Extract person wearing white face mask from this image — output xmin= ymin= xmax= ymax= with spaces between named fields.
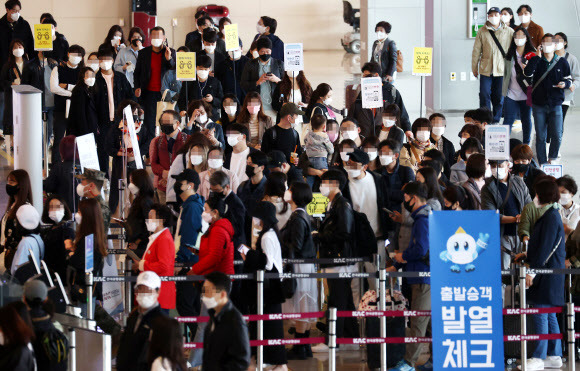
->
xmin=67 ymin=67 xmax=99 ymax=143
xmin=102 ymin=25 xmax=126 ymax=59
xmin=217 ymin=94 xmax=239 ymax=129
xmin=399 ymin=118 xmax=436 ymax=172
xmin=198 ymin=147 xmax=240 ymax=199
xmin=198 ymin=29 xmax=225 ymax=72
xmin=554 ymin=32 xmax=580 ymax=134
xmin=450 ymin=137 xmax=483 ymax=186
xmin=516 ymin=4 xmax=544 ymax=48
xmin=41 ymin=195 xmax=74 ymax=280
xmin=461 ymin=153 xmax=487 ymax=210
xmin=338 ymin=118 xmax=362 ymax=146
xmin=0 ymin=39 xmax=27 ymax=141
xmin=472 ymin=7 xmax=514 ymax=126
xmin=305 ymin=83 xmax=337 ymax=124
xmin=500 ymin=7 xmax=515 ymax=29
xmin=236 ymin=92 xmax=273 ymax=149
xmin=252 ymin=16 xmax=285 ymax=62
xmin=114 ymin=27 xmax=145 ymax=88
xmin=304 ymin=114 xmax=334 ymax=188
xmin=215 ymin=44 xmax=249 ymax=105
xmin=123 ymin=168 xmax=155 ymax=257
xmin=224 ymin=124 xmax=256 ymax=183
xmin=371 ymin=21 xmax=397 ymax=83
xmin=556 ymin=175 xmax=580 ymax=236
xmin=481 ymin=159 xmax=532 ymax=269
xmin=183 ymin=99 xmax=225 ymax=149
xmin=524 ymin=33 xmax=572 ymax=165
xmin=116 ymin=271 xmax=167 ymax=371
xmin=377 ymin=104 xmax=404 ymax=143
xmin=428 ymin=113 xmax=456 ymax=177
xmin=361 ymin=138 xmax=379 ymax=172
xmin=0 ymin=0 xmax=34 ymax=71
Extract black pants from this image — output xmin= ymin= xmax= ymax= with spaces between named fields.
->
xmin=176 ymin=281 xmax=201 ymax=337
xmin=108 ymin=158 xmax=136 ymax=214
xmin=52 ymin=111 xmax=67 ymax=164
xmin=140 ymin=90 xmax=161 ymax=156
xmin=327 ymin=277 xmax=359 ymax=339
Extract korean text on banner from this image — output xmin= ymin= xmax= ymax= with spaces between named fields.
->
xmin=541 ymin=164 xmax=563 ymax=179
xmin=75 ymin=133 xmax=100 ymax=172
xmin=306 ymin=193 xmax=329 ymax=217
xmin=430 ymin=210 xmax=503 ymax=370
xmin=123 ymin=105 xmax=143 ymax=169
xmin=284 ymin=43 xmax=304 ymax=72
xmin=412 ymin=47 xmax=433 ymax=76
xmin=361 ymin=77 xmax=383 ymax=109
xmin=176 ymin=52 xmax=196 ymax=81
xmin=485 ymin=125 xmax=510 ymax=161
xmin=34 ymin=24 xmax=53 ymax=51
xmin=85 ymin=234 xmax=94 ymax=273
xmin=224 ymin=24 xmax=239 ymax=51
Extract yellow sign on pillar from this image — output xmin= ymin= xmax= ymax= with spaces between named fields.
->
xmin=412 ymin=47 xmax=433 ymax=76
xmin=34 ymin=24 xmax=53 ymax=51
xmin=306 ymin=193 xmax=330 ymax=217
xmin=224 ymin=24 xmax=239 ymax=51
xmin=176 ymin=52 xmax=196 ymax=81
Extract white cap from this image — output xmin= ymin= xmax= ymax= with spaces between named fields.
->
xmin=16 ymin=204 xmax=40 ymax=230
xmin=136 ymin=271 xmax=161 ymax=289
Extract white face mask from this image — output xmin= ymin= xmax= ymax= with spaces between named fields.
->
xmin=514 ymin=38 xmax=526 ymax=47
xmin=151 ymin=38 xmax=163 ymax=48
xmin=519 ymin=14 xmax=531 ymax=24
xmin=416 ymin=131 xmax=430 ymax=142
xmin=366 ymin=151 xmax=378 ymax=161
xmin=10 ymin=12 xmax=19 ymax=22
xmin=383 ymin=118 xmax=396 ymax=128
xmin=224 ymin=106 xmax=237 ymax=116
xmin=460 ymin=137 xmax=467 ymax=145
xmin=247 ymin=105 xmax=261 ymax=115
xmin=190 ymin=155 xmax=203 ymax=166
xmin=252 ymin=51 xmax=259 ymax=59
xmin=342 ymin=130 xmax=357 ymax=140
xmin=543 ymin=43 xmax=555 ymax=54
xmin=348 ymin=168 xmax=362 ymax=179
xmin=69 ymin=56 xmax=82 ymax=65
xmin=128 ymin=183 xmax=139 ymax=195
xmin=533 ymin=196 xmax=541 ymax=208
xmin=231 ymin=49 xmax=242 ymax=60
xmin=323 ymin=97 xmax=333 ymax=106
xmin=501 ymin=15 xmax=511 ymax=24
xmin=201 ymin=211 xmax=213 ymax=224
xmin=208 ymin=158 xmax=223 ymax=169
xmin=485 ymin=166 xmax=492 ymax=178
xmin=432 ymin=127 xmax=445 ymax=136
xmin=340 ymin=151 xmax=352 ymax=163
xmin=12 ymin=48 xmax=24 ymax=57
xmin=555 ymin=42 xmax=565 ymax=51
xmin=145 ymin=219 xmax=159 ymax=232
xmin=136 ymin=293 xmax=157 ymax=309
xmin=376 ymin=31 xmax=387 ymax=40
xmin=76 ymin=183 xmax=86 ymax=197
xmin=488 ymin=16 xmax=500 ymax=26
xmin=256 ymin=24 xmax=267 ymax=34
xmin=201 ymin=295 xmax=218 ymax=309
xmin=85 ymin=77 xmax=95 ymax=87
xmin=492 ymin=167 xmax=508 ymax=180
xmin=252 ymin=227 xmax=261 ymax=237
xmin=197 ymin=69 xmax=209 ymax=80
xmin=560 ymin=193 xmax=572 ymax=205
xmin=100 ymin=61 xmax=113 ymax=70
xmin=320 ymin=185 xmax=331 ymax=197
xmin=87 ymin=62 xmax=99 ymax=72
xmin=49 ymin=209 xmax=65 ymax=223
xmin=205 ymin=45 xmax=216 ymax=54
xmin=75 ymin=212 xmax=82 ymax=225
xmin=283 ymin=190 xmax=292 ymax=203
xmin=196 ymin=113 xmax=208 ymax=124
xmin=227 ymin=135 xmax=240 ymax=147
xmin=380 ymin=155 xmax=394 ymax=166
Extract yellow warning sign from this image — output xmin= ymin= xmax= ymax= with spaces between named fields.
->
xmin=176 ymin=52 xmax=196 ymax=81
xmin=306 ymin=193 xmax=330 ymax=217
xmin=412 ymin=47 xmax=433 ymax=76
xmin=34 ymin=24 xmax=53 ymax=51
xmin=224 ymin=24 xmax=239 ymax=51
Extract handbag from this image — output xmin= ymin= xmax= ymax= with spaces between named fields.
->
xmin=155 ymin=89 xmax=176 ymax=127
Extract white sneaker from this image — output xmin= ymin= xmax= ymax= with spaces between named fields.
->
xmin=518 ymin=358 xmax=545 ymax=370
xmin=544 ymin=356 xmax=563 ymax=369
xmin=311 ymin=343 xmax=329 ymax=353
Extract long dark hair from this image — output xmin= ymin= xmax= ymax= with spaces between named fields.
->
xmin=219 ymin=93 xmax=240 ymax=128
xmin=501 ymin=7 xmax=516 ymax=28
xmin=306 ymin=83 xmax=332 ymax=113
xmin=0 ymin=304 xmax=35 ymax=346
xmin=103 ymin=25 xmax=126 ymax=51
xmin=76 ymin=66 xmax=94 ymax=88
xmin=417 ymin=167 xmax=444 ymax=206
xmin=256 ymin=214 xmax=281 ymax=255
xmin=278 ymin=71 xmax=313 ymax=105
xmin=74 ymin=198 xmax=107 ymax=258
xmin=130 ymin=169 xmax=155 ymax=200
xmin=176 ymin=132 xmax=213 ymax=157
xmin=264 ymin=172 xmax=289 ymax=215
xmin=147 ymin=317 xmax=187 ymax=371
xmin=6 ymin=169 xmax=33 ymax=219
xmin=41 ymin=194 xmax=72 ymax=225
xmin=7 ymin=39 xmax=27 ymax=70
xmin=506 ymin=27 xmax=536 ymax=60
xmin=237 ymin=91 xmax=270 ymax=124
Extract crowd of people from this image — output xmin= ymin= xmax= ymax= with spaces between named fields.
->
xmin=0 ymin=1 xmax=579 ymax=370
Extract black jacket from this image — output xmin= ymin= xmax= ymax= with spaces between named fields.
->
xmin=430 ymin=135 xmax=456 ymax=178
xmin=187 ymin=37 xmax=226 ymax=56
xmin=93 ymin=70 xmax=134 ymax=126
xmin=224 ymin=191 xmax=247 ymax=249
xmin=216 ymin=55 xmax=249 ymax=105
xmin=125 ymin=196 xmax=154 ymax=257
xmin=520 ymin=166 xmax=545 ymax=199
xmin=379 ymin=160 xmax=415 ymax=213
xmin=30 ymin=307 xmax=67 ymax=371
xmin=116 ymin=306 xmax=167 ymax=371
xmin=252 ymin=33 xmax=285 ymax=61
xmin=133 ymin=46 xmax=176 ymax=91
xmin=198 ymin=50 xmax=226 ymax=71
xmin=281 ymin=209 xmax=315 ymax=259
xmin=375 ymin=125 xmax=404 ymax=144
xmin=67 ymin=85 xmax=99 ymax=137
xmin=0 ymin=14 xmax=34 ymax=68
xmin=316 ymin=193 xmax=354 ymax=266
xmin=240 ymin=57 xmax=284 ymax=98
xmin=0 ymin=344 xmax=35 ymax=371
xmin=44 ymin=32 xmax=69 ymax=64
xmin=525 ymin=55 xmax=572 ymax=107
xmin=371 ymin=38 xmax=397 ymax=78
xmin=43 ymin=161 xmax=77 ymax=219
xmin=184 ymin=30 xmax=202 ymax=49
xmin=177 ymin=76 xmax=223 ymax=121
xmin=1 ymin=59 xmax=27 ymax=133
xmin=21 ymin=56 xmax=58 ymax=99
xmin=202 ymin=300 xmax=251 ymax=371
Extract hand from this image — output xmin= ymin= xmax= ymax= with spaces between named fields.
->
xmin=165 ymin=46 xmax=172 ymax=60
xmin=162 ymin=170 xmax=169 ymax=180
xmin=135 ymin=88 xmax=141 ymax=98
xmin=267 ymin=74 xmax=281 ymax=83
xmin=257 ymin=73 xmax=268 ymax=86
xmin=525 ymin=274 xmax=533 ymax=288
xmin=131 ymin=257 xmax=140 ymax=265
xmin=405 ymin=131 xmax=414 ymax=140
xmin=59 ymin=83 xmax=68 ymax=89
xmin=557 ymin=82 xmax=566 ymax=89
xmin=515 ymin=214 xmax=521 ymax=223
xmin=180 ymin=110 xmax=187 ymax=117
xmin=123 ymin=62 xmax=131 ymax=71
xmin=394 ymin=252 xmax=406 ymax=264
xmin=385 ymin=75 xmax=393 ymax=82
xmin=472 ymin=70 xmax=478 ymax=78
xmin=127 ymin=243 xmax=137 ymax=250
xmin=386 ymin=266 xmax=397 ymax=272
xmin=566 ymin=259 xmax=571 ymax=269
xmin=159 ymin=178 xmax=167 ymax=187
xmin=570 ymin=85 xmax=576 ymax=92
xmin=240 ymin=252 xmax=246 ymax=261
xmin=204 ymin=94 xmax=213 ymax=102
xmin=513 ymin=252 xmax=527 ymax=263
xmin=523 ymin=235 xmax=530 ymax=243
xmin=390 ymin=210 xmax=403 ymax=224
xmin=281 ymin=162 xmax=291 ymax=174
xmin=209 ymin=71 xmax=215 ymax=77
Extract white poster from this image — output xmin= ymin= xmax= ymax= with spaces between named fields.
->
xmin=75 ymin=133 xmax=100 ymax=172
xmin=541 ymin=164 xmax=563 ymax=179
xmin=284 ymin=43 xmax=304 ymax=71
xmin=361 ymin=77 xmax=383 ymax=109
xmin=484 ymin=125 xmax=510 ymax=161
xmin=101 ymin=250 xmax=124 ymax=315
xmin=123 ymin=105 xmax=143 ymax=169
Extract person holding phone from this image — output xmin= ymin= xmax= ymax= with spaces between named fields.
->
xmin=183 ymin=99 xmax=225 ymax=148
xmin=114 ymin=27 xmax=144 ymax=88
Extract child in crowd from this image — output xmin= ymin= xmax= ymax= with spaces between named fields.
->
xmin=304 ymin=114 xmax=334 ymax=188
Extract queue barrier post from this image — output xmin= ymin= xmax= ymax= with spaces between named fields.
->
xmin=373 ymin=253 xmax=381 ymax=293
xmin=519 ymin=265 xmax=527 ymax=371
xmin=86 ymin=271 xmax=94 ymax=320
xmin=328 ymin=307 xmax=337 ymax=371
xmin=257 ymin=270 xmax=264 ymax=371
xmin=567 ymin=273 xmax=575 ymax=371
xmin=379 ymin=269 xmax=387 ymax=371
xmin=68 ymin=328 xmax=76 ymax=371
xmin=124 ymin=260 xmax=132 ymax=316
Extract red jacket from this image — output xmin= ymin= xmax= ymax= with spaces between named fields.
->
xmin=149 ymin=131 xmax=188 ymax=191
xmin=141 ymin=228 xmax=176 ymax=309
xmin=189 ymin=218 xmax=235 ymax=275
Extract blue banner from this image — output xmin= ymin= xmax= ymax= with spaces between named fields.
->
xmin=85 ymin=234 xmax=94 ymax=273
xmin=429 ymin=210 xmax=503 ymax=369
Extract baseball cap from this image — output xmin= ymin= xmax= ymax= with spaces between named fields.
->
xmin=75 ymin=168 xmax=106 ymax=182
xmin=136 ymin=271 xmax=161 ymax=290
xmin=487 ymin=7 xmax=500 ymax=14
xmin=347 ymin=148 xmax=370 ymax=165
xmin=279 ymin=103 xmax=305 ymax=118
xmin=267 ymin=150 xmax=287 ymax=168
xmin=23 ymin=279 xmax=48 ymax=302
xmin=171 ymin=169 xmax=200 ymax=186
xmin=16 ymin=204 xmax=40 ymax=230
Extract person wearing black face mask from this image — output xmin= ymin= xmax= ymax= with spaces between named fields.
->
xmin=241 ymin=37 xmax=283 ymax=122
xmin=511 ymin=143 xmax=544 ymax=198
xmin=443 ymin=185 xmax=466 ymax=211
xmin=237 ymin=151 xmax=268 ymax=241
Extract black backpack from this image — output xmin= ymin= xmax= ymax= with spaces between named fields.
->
xmin=40 ymin=327 xmax=69 ymax=364
xmin=352 ymin=210 xmax=378 ymax=257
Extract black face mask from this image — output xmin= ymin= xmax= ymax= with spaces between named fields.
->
xmin=6 ymin=184 xmax=18 ymax=197
xmin=444 ymin=205 xmax=454 ymax=211
xmin=512 ymin=163 xmax=529 ymax=174
xmin=160 ymin=124 xmax=174 ymax=135
xmin=173 ymin=182 xmax=184 ymax=197
xmin=259 ymin=54 xmax=271 ymax=62
xmin=131 ymin=39 xmax=142 ymax=47
xmin=403 ymin=198 xmax=415 ymax=213
xmin=245 ymin=164 xmax=256 ymax=179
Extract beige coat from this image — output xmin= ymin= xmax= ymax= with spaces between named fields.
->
xmin=472 ymin=21 xmax=514 ymax=77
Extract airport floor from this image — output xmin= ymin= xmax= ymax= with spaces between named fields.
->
xmin=1 ymin=50 xmax=579 ymax=370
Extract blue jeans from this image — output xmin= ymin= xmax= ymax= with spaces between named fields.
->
xmin=531 ymin=304 xmax=562 ymax=359
xmin=532 ymin=104 xmax=563 ymax=165
xmin=503 ymin=97 xmax=532 ymax=145
xmin=306 ymin=156 xmax=328 ymax=188
xmin=479 ymin=75 xmax=504 ymax=123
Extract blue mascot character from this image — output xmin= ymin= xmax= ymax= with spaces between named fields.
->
xmin=439 ymin=227 xmax=490 ymax=273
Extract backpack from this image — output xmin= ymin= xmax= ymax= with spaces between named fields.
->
xmin=352 ymin=210 xmax=377 ymax=257
xmin=40 ymin=327 xmax=69 ymax=364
